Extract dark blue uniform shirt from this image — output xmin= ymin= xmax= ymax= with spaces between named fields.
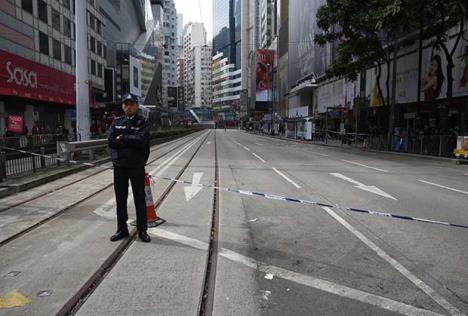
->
xmin=107 ymin=114 xmax=151 ymax=167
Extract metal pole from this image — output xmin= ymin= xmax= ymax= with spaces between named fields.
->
xmin=325 ymin=108 xmax=328 ymax=144
xmin=388 ymin=37 xmax=398 ymax=151
xmin=0 ymin=151 xmax=6 ymax=181
xmin=75 ymin=0 xmax=91 ymax=141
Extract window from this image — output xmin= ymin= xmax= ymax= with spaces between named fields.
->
xmin=52 ymin=8 xmax=61 ymax=31
xmin=39 ymin=32 xmax=49 ymax=55
xmin=38 ymin=0 xmax=48 ymax=24
xmin=21 ymin=0 xmax=33 ymax=14
xmin=91 ymin=60 xmax=96 ymax=75
xmin=97 ymin=42 xmax=102 ymax=56
xmin=96 ymin=20 xmax=102 ymax=35
xmin=64 ymin=45 xmax=72 ymax=64
xmin=62 ymin=0 xmax=70 ymax=11
xmin=98 ymin=63 xmax=103 ymax=78
xmin=53 ymin=39 xmax=61 ymax=60
xmin=89 ymin=14 xmax=95 ymax=30
xmin=90 ymin=36 xmax=95 ymax=52
xmin=63 ymin=17 xmax=71 ymax=37
xmin=103 ymin=45 xmax=106 ymax=58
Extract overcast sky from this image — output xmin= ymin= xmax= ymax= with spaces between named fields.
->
xmin=174 ymin=0 xmax=213 ymax=41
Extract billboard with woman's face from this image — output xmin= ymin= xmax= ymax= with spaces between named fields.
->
xmin=256 ymin=50 xmax=275 ymax=102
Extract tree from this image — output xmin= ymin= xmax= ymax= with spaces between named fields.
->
xmin=315 ymin=0 xmax=414 ymax=107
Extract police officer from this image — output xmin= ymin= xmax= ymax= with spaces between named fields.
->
xmin=108 ymin=93 xmax=151 ymax=242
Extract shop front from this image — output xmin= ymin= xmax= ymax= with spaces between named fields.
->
xmin=0 ymin=50 xmax=75 ymax=137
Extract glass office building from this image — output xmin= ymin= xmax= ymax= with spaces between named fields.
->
xmin=212 ymin=0 xmax=241 ymax=69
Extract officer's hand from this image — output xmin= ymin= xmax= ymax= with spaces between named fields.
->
xmin=116 ymin=135 xmax=123 ymax=141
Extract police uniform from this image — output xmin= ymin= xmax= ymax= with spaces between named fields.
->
xmin=108 ymin=111 xmax=151 ymax=239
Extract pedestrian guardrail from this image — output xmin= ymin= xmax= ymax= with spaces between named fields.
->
xmin=57 ymin=139 xmax=108 ymax=162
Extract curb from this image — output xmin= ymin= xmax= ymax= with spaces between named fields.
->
xmin=247 ymin=132 xmax=462 ymax=164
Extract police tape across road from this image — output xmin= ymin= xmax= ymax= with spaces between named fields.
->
xmin=1 ymin=144 xmax=468 ymax=231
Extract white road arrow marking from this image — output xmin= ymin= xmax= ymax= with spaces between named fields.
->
xmin=330 ymin=173 xmax=397 ymax=200
xmin=184 ymin=172 xmax=204 ymax=201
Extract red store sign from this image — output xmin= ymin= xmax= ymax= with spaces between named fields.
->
xmin=7 ymin=115 xmax=24 ymax=133
xmin=0 ymin=50 xmax=75 ymax=105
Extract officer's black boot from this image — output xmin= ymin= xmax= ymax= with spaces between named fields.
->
xmin=138 ymin=231 xmax=151 ymax=242
xmin=110 ymin=229 xmax=130 ymax=242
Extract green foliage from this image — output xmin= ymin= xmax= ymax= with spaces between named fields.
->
xmin=315 ymin=0 xmax=412 ymax=82
xmin=315 ymin=0 xmax=467 ymax=99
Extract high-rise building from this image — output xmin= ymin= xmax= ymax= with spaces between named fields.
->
xmin=177 ymin=14 xmax=184 ymax=45
xmin=259 ymin=0 xmax=275 ymax=48
xmin=213 ymin=0 xmax=241 ymax=69
xmin=212 ymin=52 xmax=242 ymax=116
xmin=212 ymin=0 xmax=242 ymax=120
xmin=183 ymin=22 xmax=211 ymax=108
xmin=162 ymin=0 xmax=179 ymax=109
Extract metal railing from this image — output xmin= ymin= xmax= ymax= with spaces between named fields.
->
xmin=308 ymin=131 xmax=457 ymax=157
xmin=56 ymin=139 xmax=108 ymax=162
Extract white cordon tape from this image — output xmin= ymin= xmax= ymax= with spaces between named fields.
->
xmin=149 ymin=175 xmax=468 ymax=230
xmin=1 ymin=145 xmax=467 ymax=230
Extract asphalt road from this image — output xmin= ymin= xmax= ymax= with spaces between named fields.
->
xmin=214 ymin=130 xmax=468 ymax=316
xmin=1 ymin=130 xmax=467 ymax=316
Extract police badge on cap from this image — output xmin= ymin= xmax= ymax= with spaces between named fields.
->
xmin=122 ymin=93 xmax=138 ymax=103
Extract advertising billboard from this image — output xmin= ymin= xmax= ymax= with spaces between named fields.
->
xmin=288 ymin=0 xmax=327 ymax=88
xmin=129 ymin=55 xmax=142 ymax=97
xmin=256 ymin=49 xmax=275 ymax=102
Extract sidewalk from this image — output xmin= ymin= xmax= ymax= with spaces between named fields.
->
xmin=247 ymin=131 xmax=465 ymax=164
xmin=0 ymin=157 xmax=110 ymax=199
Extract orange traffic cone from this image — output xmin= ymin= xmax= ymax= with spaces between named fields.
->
xmin=144 ymin=173 xmax=165 ymax=227
xmin=131 ymin=172 xmax=166 ymax=228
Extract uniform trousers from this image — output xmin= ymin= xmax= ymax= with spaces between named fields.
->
xmin=113 ymin=165 xmax=147 ymax=232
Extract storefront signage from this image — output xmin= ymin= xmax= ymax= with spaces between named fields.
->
xmin=0 ymin=50 xmax=75 ymax=105
xmin=7 ymin=115 xmax=24 ymax=133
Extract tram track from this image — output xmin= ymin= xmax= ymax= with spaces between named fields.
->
xmin=0 ymin=132 xmax=201 ymax=213
xmin=0 ymin=132 xmax=205 ymax=248
xmin=199 ymin=130 xmax=220 ymax=316
xmin=58 ymin=130 xmax=212 ymax=316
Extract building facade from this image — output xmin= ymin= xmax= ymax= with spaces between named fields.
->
xmin=0 ymin=0 xmax=106 ymax=135
xmin=0 ymin=0 xmax=164 ymax=136
xmin=212 ymin=52 xmax=242 ymax=120
xmin=182 ymin=22 xmax=209 ymax=108
xmin=161 ymin=0 xmax=178 ymax=109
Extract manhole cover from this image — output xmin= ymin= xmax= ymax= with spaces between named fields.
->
xmin=36 ymin=290 xmax=53 ymax=298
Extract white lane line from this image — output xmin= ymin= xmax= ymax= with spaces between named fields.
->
xmin=252 ymin=153 xmax=266 ymax=163
xmin=93 ymin=133 xmax=205 ymax=218
xmin=341 ymin=160 xmax=388 ymax=173
xmin=150 ymin=229 xmax=443 ymax=316
xmin=419 ymin=180 xmax=468 ymax=196
xmin=243 ymin=146 xmax=251 ymax=152
xmin=321 ymin=206 xmax=463 ymax=316
xmin=272 ymin=167 xmax=302 ymax=189
xmin=314 ymin=152 xmax=329 ymax=157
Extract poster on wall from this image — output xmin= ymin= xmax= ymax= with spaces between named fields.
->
xmin=256 ymin=50 xmax=275 ymax=102
xmin=7 ymin=115 xmax=24 ymax=133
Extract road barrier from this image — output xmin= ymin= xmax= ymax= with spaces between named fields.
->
xmin=1 ymin=145 xmax=467 ymax=230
